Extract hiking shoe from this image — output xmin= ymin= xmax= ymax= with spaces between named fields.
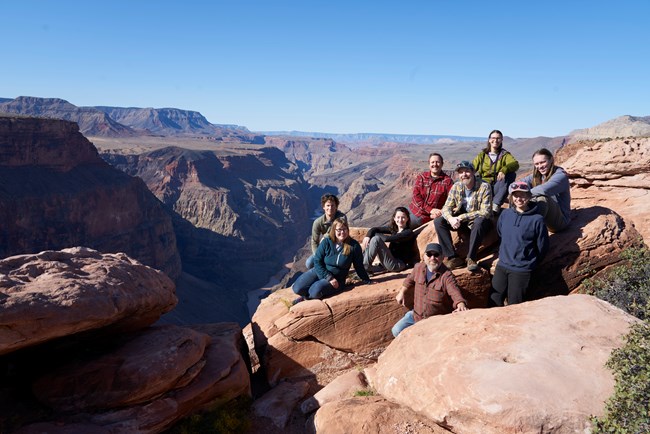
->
xmin=365 ymin=264 xmax=386 ymax=275
xmin=444 ymin=256 xmax=465 ymax=270
xmin=292 ymin=296 xmax=305 ymax=306
xmin=467 ymin=258 xmax=480 ymax=273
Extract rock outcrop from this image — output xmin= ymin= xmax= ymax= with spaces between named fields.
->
xmin=16 ymin=323 xmax=250 ymax=434
xmin=557 ymin=136 xmax=650 ymax=244
xmin=369 ymin=295 xmax=636 ymax=434
xmin=0 ymin=116 xmax=181 ymax=279
xmin=0 ymin=247 xmax=176 ymax=356
xmin=569 ymin=115 xmax=650 ymax=141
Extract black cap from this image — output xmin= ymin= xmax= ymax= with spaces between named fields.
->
xmin=456 ymin=160 xmax=474 ymax=172
xmin=424 ymin=243 xmax=442 ymax=254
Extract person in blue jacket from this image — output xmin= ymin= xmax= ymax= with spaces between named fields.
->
xmin=489 ymin=181 xmax=549 ymax=306
xmin=292 ymin=218 xmax=371 ymax=304
xmin=520 ymin=148 xmax=571 ymax=232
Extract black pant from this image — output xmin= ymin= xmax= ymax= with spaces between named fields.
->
xmin=434 ymin=215 xmax=492 ymax=261
xmin=489 ymin=265 xmax=532 ymax=306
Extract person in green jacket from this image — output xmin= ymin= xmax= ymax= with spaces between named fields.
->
xmin=472 ymin=130 xmax=519 ymax=214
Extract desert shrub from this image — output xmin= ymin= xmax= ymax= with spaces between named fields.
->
xmin=167 ymin=396 xmax=252 ymax=434
xmin=588 ymin=246 xmax=650 ymax=433
xmin=353 ymin=388 xmax=376 ymax=397
xmin=584 ymin=246 xmax=650 ymax=320
xmin=592 ymin=321 xmax=650 ymax=433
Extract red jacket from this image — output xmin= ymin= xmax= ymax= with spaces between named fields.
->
xmin=408 ymin=171 xmax=453 ymax=222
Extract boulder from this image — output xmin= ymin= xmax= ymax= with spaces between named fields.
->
xmin=17 ymin=323 xmax=251 ymax=434
xmin=300 ymin=369 xmax=368 ymax=414
xmin=252 ymin=381 xmax=310 ymax=428
xmin=252 ymin=267 xmax=490 ymax=386
xmin=0 ymin=248 xmax=177 ymax=356
xmin=557 ymin=137 xmax=650 ymax=244
xmin=372 ymin=295 xmax=637 ymax=434
xmin=312 ymin=396 xmax=447 ymax=434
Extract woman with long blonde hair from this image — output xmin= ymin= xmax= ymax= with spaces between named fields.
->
xmin=292 ymin=218 xmax=370 ymax=303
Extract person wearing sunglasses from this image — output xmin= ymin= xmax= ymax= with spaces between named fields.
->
xmin=434 ymin=160 xmax=493 ymax=272
xmin=520 ymin=148 xmax=571 ymax=232
xmin=292 ymin=218 xmax=370 ymax=304
xmin=489 ymin=182 xmax=549 ymax=306
xmin=471 ymin=129 xmax=519 ymax=215
xmin=391 ymin=243 xmax=468 ymax=337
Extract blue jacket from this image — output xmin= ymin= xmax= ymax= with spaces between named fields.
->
xmin=497 ymin=203 xmax=549 ymax=272
xmin=314 ymin=236 xmax=370 ymax=284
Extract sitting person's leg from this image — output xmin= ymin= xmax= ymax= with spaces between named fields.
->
xmin=492 ymin=171 xmax=516 ymax=209
xmin=305 ymin=255 xmax=315 ymax=269
xmin=467 ymin=216 xmax=492 ymax=262
xmin=308 ymin=278 xmax=337 ymax=300
xmin=364 ymin=235 xmax=405 ymax=272
xmin=292 ymin=269 xmax=319 ymax=297
xmin=391 ymin=311 xmax=415 ymax=337
xmin=433 ymin=216 xmax=456 ymax=258
xmin=408 ymin=209 xmax=424 ymax=229
xmin=532 ymin=195 xmax=568 ymax=232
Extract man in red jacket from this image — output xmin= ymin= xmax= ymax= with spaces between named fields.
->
xmin=408 ymin=153 xmax=453 ymax=228
xmin=392 ymin=243 xmax=468 ymax=337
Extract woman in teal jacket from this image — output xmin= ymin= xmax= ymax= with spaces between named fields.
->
xmin=292 ymin=218 xmax=370 ymax=303
xmin=472 ymin=129 xmax=519 ymax=214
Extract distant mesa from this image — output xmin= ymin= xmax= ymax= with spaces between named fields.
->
xmin=259 ymin=130 xmax=485 ymax=145
xmin=570 ymin=115 xmax=650 ymax=141
xmin=0 ymin=96 xmax=257 ymax=141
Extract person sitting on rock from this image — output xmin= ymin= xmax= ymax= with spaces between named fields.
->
xmin=391 ymin=243 xmax=468 ymax=337
xmin=489 ymin=182 xmax=549 ymax=307
xmin=361 ymin=206 xmax=418 ymax=274
xmin=434 ymin=160 xmax=493 ymax=273
xmin=520 ymin=148 xmax=571 ymax=232
xmin=472 ymin=129 xmax=519 ymax=215
xmin=292 ymin=218 xmax=370 ymax=304
xmin=306 ymin=193 xmax=347 ymax=269
xmin=407 ymin=152 xmax=453 ymax=229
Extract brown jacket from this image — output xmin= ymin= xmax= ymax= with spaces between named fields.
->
xmin=403 ymin=262 xmax=466 ymax=322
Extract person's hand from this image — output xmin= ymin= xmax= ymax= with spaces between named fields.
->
xmin=454 ymin=302 xmax=468 ymax=312
xmin=329 ymin=278 xmax=339 ymax=289
xmin=396 ymin=289 xmax=405 ymax=306
xmin=361 ymin=236 xmax=371 ymax=251
xmin=497 ymin=172 xmax=505 ymax=181
xmin=429 ymin=208 xmax=442 ymax=219
xmin=448 ymin=216 xmax=461 ymax=230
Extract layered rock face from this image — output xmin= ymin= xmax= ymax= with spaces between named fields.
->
xmin=102 ymin=146 xmax=312 ymax=316
xmin=0 ymin=248 xmax=250 ymax=434
xmin=0 ymin=116 xmax=181 ymax=279
xmin=557 ymin=136 xmax=650 ymax=244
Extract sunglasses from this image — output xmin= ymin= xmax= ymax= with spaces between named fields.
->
xmin=425 ymin=252 xmax=440 ymax=258
xmin=509 ymin=182 xmax=530 ymax=193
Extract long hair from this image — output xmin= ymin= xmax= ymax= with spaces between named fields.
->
xmin=531 ymin=148 xmax=557 ymax=187
xmin=328 ymin=217 xmax=352 ymax=255
xmin=388 ymin=207 xmax=411 ymax=233
xmin=482 ymin=129 xmax=503 ymax=154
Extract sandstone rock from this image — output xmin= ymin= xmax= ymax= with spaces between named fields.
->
xmin=373 ymin=295 xmax=637 ymax=434
xmin=531 ymin=206 xmax=643 ymax=297
xmin=252 ymin=381 xmax=310 ymax=428
xmin=312 ymin=396 xmax=447 ymax=434
xmin=300 ymin=369 xmax=368 ymax=414
xmin=32 ymin=325 xmax=211 ymax=411
xmin=0 ymin=248 xmax=177 ymax=356
xmin=17 ymin=323 xmax=251 ymax=434
xmin=0 ymin=116 xmax=181 ymax=279
xmin=557 ymin=137 xmax=650 ymax=244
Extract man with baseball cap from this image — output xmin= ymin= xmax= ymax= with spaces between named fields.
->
xmin=433 ymin=160 xmax=493 ymax=273
xmin=391 ymin=242 xmax=468 ymax=337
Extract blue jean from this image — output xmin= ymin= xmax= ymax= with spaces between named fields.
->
xmin=492 ymin=171 xmax=516 ymax=207
xmin=292 ymin=269 xmax=337 ymax=300
xmin=391 ymin=310 xmax=415 ymax=337
xmin=305 ymin=255 xmax=315 ymax=269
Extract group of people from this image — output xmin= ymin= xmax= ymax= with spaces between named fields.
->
xmin=292 ymin=130 xmax=572 ymax=338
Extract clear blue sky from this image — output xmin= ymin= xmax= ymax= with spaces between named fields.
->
xmin=2 ymin=1 xmax=649 ymax=138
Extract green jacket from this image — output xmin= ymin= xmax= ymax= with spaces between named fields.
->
xmin=472 ymin=149 xmax=519 ymax=184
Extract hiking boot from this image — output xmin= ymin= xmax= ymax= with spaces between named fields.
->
xmin=365 ymin=264 xmax=386 ymax=275
xmin=467 ymin=258 xmax=480 ymax=273
xmin=444 ymin=256 xmax=465 ymax=270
